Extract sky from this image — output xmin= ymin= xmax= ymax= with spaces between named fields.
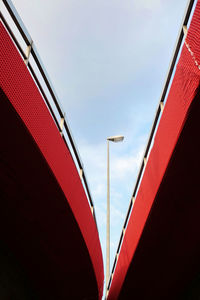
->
xmin=2 ymin=0 xmax=189 ymax=291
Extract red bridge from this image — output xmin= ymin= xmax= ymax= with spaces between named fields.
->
xmin=1 ymin=0 xmax=200 ymax=299
xmin=107 ymin=0 xmax=200 ymax=299
xmin=0 ymin=1 xmax=104 ymax=299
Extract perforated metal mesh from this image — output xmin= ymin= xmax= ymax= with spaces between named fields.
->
xmin=0 ymin=20 xmax=104 ymax=298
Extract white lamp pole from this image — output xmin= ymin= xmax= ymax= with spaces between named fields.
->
xmin=106 ymin=135 xmax=124 ymax=294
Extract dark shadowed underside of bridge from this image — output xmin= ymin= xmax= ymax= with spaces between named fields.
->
xmin=108 ymin=1 xmax=200 ymax=299
xmin=0 ymin=18 xmax=103 ymax=300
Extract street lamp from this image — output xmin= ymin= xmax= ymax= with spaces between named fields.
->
xmin=106 ymin=135 xmax=124 ymax=292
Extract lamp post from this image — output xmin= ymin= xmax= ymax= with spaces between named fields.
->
xmin=106 ymin=135 xmax=124 ymax=293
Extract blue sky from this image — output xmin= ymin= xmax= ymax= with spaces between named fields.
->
xmin=6 ymin=0 xmax=188 ymax=290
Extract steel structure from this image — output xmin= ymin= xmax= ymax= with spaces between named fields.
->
xmin=107 ymin=0 xmax=197 ymax=296
xmin=0 ymin=1 xmax=104 ymax=298
xmin=107 ymin=0 xmax=195 ymax=292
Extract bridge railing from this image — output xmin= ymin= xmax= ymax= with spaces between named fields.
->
xmin=106 ymin=0 xmax=197 ymax=294
xmin=0 ymin=0 xmax=97 ymax=227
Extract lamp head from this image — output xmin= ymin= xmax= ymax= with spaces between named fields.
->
xmin=107 ymin=135 xmax=124 ymax=142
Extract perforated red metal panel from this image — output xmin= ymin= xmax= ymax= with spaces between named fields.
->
xmin=108 ymin=1 xmax=200 ymax=299
xmin=0 ymin=20 xmax=104 ymax=299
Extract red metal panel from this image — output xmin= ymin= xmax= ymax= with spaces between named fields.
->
xmin=108 ymin=1 xmax=200 ymax=298
xmin=0 ymin=21 xmax=103 ymax=298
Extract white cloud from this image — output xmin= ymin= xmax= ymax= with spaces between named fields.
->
xmin=110 ymin=148 xmax=143 ymax=181
xmin=79 ymin=137 xmax=144 ymax=200
xmin=134 ymin=0 xmax=161 ymax=11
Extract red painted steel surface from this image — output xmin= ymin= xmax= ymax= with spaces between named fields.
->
xmin=0 ymin=21 xmax=104 ymax=299
xmin=108 ymin=1 xmax=200 ymax=299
